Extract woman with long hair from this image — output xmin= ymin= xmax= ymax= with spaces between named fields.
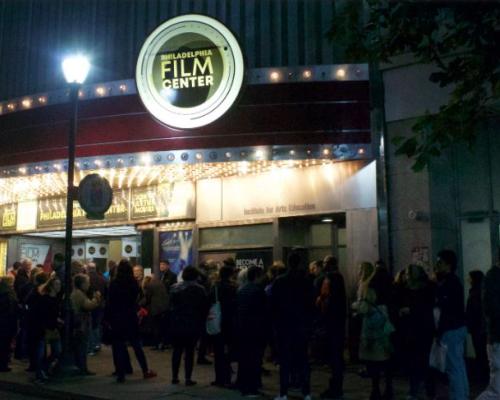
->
xmin=355 ymin=263 xmax=394 ymax=400
xmin=106 ymin=259 xmax=156 ymax=383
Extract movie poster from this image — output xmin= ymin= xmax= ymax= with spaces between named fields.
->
xmin=159 ymin=230 xmax=193 ymax=275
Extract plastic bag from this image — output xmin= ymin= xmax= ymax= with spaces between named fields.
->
xmin=429 ymin=339 xmax=447 ymax=372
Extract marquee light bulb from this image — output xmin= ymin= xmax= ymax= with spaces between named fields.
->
xmin=270 ymin=71 xmax=281 ymax=82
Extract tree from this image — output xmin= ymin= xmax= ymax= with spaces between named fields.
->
xmin=329 ymin=0 xmax=500 ymax=171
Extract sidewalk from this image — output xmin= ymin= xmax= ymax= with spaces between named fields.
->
xmin=0 ymin=346 xmax=481 ymax=400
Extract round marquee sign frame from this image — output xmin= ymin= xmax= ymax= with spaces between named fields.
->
xmin=136 ymin=14 xmax=245 ymax=129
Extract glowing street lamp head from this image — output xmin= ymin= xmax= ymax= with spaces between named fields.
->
xmin=62 ymin=55 xmax=91 ymax=84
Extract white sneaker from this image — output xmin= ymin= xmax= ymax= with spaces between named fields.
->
xmin=274 ymin=396 xmax=288 ymax=400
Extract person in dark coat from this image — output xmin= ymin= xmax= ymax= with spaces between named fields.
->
xmin=236 ymin=266 xmax=267 ymax=397
xmin=87 ymin=262 xmax=107 ymax=354
xmin=0 ymin=276 xmax=17 ymax=372
xmin=106 ymin=260 xmax=156 ymax=383
xmin=210 ymin=265 xmax=237 ymax=387
xmin=272 ymin=252 xmax=315 ymax=400
xmin=434 ymin=249 xmax=469 ymax=400
xmin=315 ymin=255 xmax=347 ymax=400
xmin=402 ymin=264 xmax=436 ymax=400
xmin=466 ymin=270 xmax=488 ymax=380
xmin=25 ymin=272 xmax=50 ymax=382
xmin=477 ymin=263 xmax=500 ymax=399
xmin=169 ymin=266 xmax=208 ymax=386
xmin=142 ymin=274 xmax=169 ymax=350
xmin=159 ymin=259 xmax=178 ymax=349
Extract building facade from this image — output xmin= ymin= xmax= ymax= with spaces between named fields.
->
xmin=0 ymin=0 xmax=380 ymax=292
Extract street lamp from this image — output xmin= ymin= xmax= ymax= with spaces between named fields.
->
xmin=61 ymin=54 xmax=90 ymax=371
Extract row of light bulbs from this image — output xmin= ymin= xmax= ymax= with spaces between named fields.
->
xmin=3 ymin=145 xmax=367 ymax=177
xmin=0 ymin=64 xmax=366 ymax=115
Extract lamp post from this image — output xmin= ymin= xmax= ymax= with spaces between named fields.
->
xmin=61 ymin=54 xmax=90 ymax=368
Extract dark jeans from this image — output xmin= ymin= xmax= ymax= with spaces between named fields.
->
xmin=277 ymin=332 xmax=310 ymax=397
xmin=112 ymin=336 xmax=149 ymax=379
xmin=14 ymin=320 xmax=28 ymax=360
xmin=237 ymin=335 xmax=264 ymax=395
xmin=408 ymin=336 xmax=433 ymax=397
xmin=73 ymin=332 xmax=89 ymax=372
xmin=73 ymin=331 xmax=89 ymax=372
xmin=366 ymin=360 xmax=393 ymax=397
xmin=197 ymin=330 xmax=210 ymax=361
xmin=0 ymin=334 xmax=13 ymax=369
xmin=327 ymin=330 xmax=345 ymax=397
xmin=172 ymin=335 xmax=198 ymax=381
xmin=472 ymin=331 xmax=489 ymax=378
xmin=213 ymin=334 xmax=232 ymax=384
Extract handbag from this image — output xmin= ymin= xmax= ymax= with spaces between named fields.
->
xmin=206 ymin=285 xmax=222 ymax=336
xmin=429 ymin=339 xmax=447 ymax=372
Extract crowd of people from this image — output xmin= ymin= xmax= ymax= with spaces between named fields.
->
xmin=0 ymin=249 xmax=499 ymax=400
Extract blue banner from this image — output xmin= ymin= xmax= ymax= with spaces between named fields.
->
xmin=159 ymin=230 xmax=193 ymax=275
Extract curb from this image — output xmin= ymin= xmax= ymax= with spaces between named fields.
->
xmin=0 ymin=379 xmax=109 ymax=400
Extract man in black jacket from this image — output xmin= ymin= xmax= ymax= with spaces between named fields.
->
xmin=477 ymin=262 xmax=500 ymax=399
xmin=272 ymin=252 xmax=314 ymax=400
xmin=318 ymin=256 xmax=347 ymax=400
xmin=434 ymin=249 xmax=469 ymax=400
xmin=159 ymin=260 xmax=177 ymax=349
xmin=236 ymin=266 xmax=267 ymax=397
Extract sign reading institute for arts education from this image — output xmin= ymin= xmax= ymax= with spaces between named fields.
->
xmin=136 ymin=14 xmax=244 ymax=129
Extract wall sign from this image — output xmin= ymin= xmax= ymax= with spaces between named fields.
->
xmin=131 ymin=182 xmax=195 ymax=221
xmin=0 ymin=203 xmax=17 ymax=231
xmin=38 ymin=198 xmax=86 ymax=228
xmin=136 ymin=14 xmax=245 ymax=129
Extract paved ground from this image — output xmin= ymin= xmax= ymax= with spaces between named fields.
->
xmin=0 ymin=391 xmax=46 ymax=400
xmin=0 ymin=346 xmax=484 ymax=400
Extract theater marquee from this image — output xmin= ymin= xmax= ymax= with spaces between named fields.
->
xmin=136 ymin=14 xmax=245 ymax=129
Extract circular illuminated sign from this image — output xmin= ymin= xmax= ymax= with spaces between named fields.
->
xmin=136 ymin=14 xmax=245 ymax=129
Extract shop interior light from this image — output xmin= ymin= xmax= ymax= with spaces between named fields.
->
xmin=322 ymin=218 xmax=333 ymax=223
xmin=335 ymin=68 xmax=346 ymax=79
xmin=358 ymin=148 xmax=365 ymax=155
xmin=119 ymin=84 xmax=127 ymax=93
xmin=289 ymin=150 xmax=296 ymax=156
xmin=78 ymin=90 xmax=84 ymax=98
xmin=38 ymin=96 xmax=47 ymax=104
xmin=18 ymin=167 xmax=27 ymax=174
xmin=7 ymin=103 xmax=15 ymax=111
xmin=323 ymin=148 xmax=331 ymax=156
xmin=195 ymin=153 xmax=203 ymax=161
xmin=62 ymin=54 xmax=91 ymax=84
xmin=303 ymin=70 xmax=312 ymax=79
